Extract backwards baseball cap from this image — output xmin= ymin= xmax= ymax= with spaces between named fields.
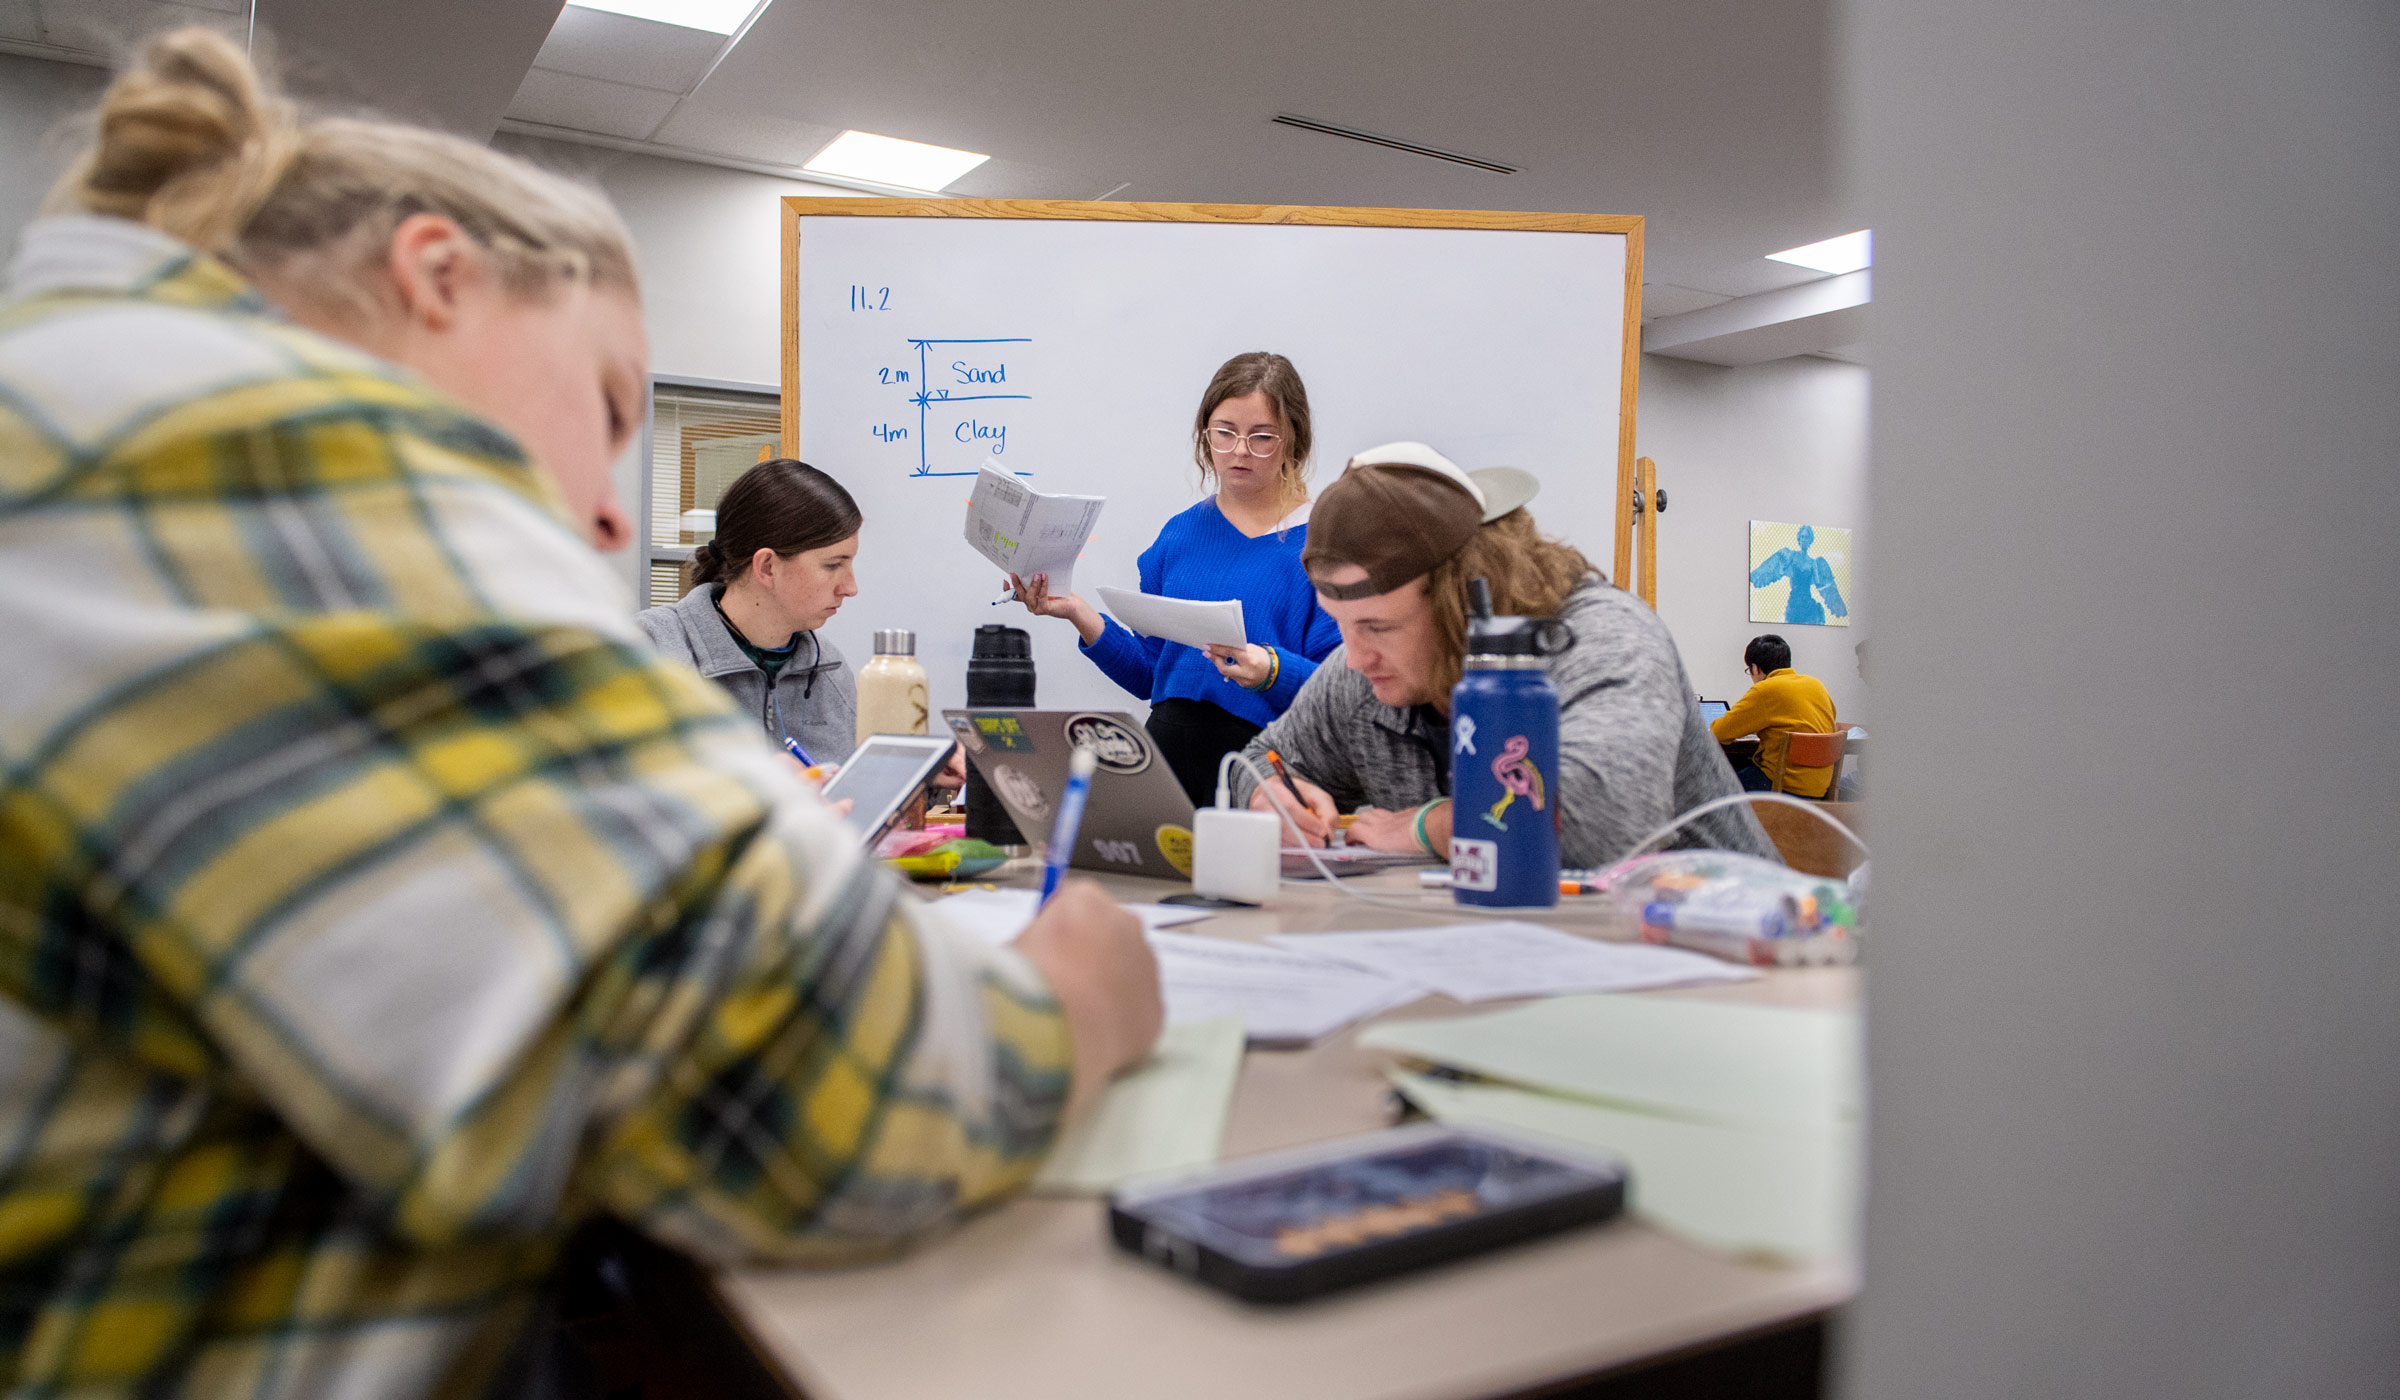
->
xmin=1301 ymin=442 xmax=1542 ymax=600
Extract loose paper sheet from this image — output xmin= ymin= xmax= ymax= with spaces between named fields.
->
xmin=1361 ymin=994 xmax=1861 ymax=1130
xmin=1094 ymin=587 xmax=1248 ymax=651
xmin=1266 ymin=922 xmax=1754 ymax=1004
xmin=965 ymin=466 xmax=1104 ymax=595
xmin=1389 ymin=1069 xmax=1858 ymax=1262
xmin=930 ymin=888 xmax=1210 ymax=947
xmin=1147 ymin=931 xmax=1424 ymax=1045
xmin=1033 ymin=1016 xmax=1246 ymax=1195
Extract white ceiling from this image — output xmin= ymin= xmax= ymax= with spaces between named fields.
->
xmin=507 ymin=0 xmax=1857 ymax=308
xmin=1 ymin=0 xmax=1858 ymax=314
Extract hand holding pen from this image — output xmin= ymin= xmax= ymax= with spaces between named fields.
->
xmin=1254 ymin=750 xmax=1338 ymax=846
xmin=1038 ymin=746 xmax=1099 ymax=908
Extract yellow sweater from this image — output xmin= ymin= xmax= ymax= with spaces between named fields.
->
xmin=1711 ymin=669 xmax=1840 ymax=797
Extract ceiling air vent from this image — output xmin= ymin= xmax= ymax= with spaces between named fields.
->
xmin=1270 ymin=114 xmax=1519 ymax=175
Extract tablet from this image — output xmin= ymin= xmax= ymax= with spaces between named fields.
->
xmin=820 ymin=734 xmax=957 ymax=844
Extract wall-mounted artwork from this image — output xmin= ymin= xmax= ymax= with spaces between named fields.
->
xmin=1749 ymin=521 xmax=1853 ymax=626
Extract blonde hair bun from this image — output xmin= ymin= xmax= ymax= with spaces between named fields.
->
xmin=46 ymin=26 xmax=636 ymax=314
xmin=61 ymin=27 xmax=295 ymax=252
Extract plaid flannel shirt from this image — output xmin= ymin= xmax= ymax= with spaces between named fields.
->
xmin=0 ymin=216 xmax=1073 ymax=1399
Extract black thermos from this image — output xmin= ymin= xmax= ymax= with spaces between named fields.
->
xmin=964 ymin=624 xmax=1034 ymax=844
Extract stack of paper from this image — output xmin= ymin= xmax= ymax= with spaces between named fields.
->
xmin=1147 ymin=931 xmax=1423 ymax=1046
xmin=1094 ymin=588 xmax=1248 ymax=650
xmin=928 ymin=888 xmax=1211 ymax=946
xmin=1033 ymin=1016 xmax=1246 ymax=1195
xmin=964 ymin=467 xmax=1104 ymax=594
xmin=1264 ymin=921 xmax=1756 ymax=1003
xmin=1363 ymin=995 xmax=1862 ymax=1262
xmin=932 ymin=892 xmax=1424 ymax=1046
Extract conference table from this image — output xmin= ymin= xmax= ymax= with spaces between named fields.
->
xmin=708 ymin=863 xmax=1858 ymax=1400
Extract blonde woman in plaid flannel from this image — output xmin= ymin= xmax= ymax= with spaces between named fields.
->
xmin=0 ymin=28 xmax=1161 ymax=1399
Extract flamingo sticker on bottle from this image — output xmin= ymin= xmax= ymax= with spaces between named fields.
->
xmin=1449 ymin=578 xmax=1575 ymax=908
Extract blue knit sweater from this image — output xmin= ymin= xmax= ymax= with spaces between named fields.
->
xmin=1080 ymin=498 xmax=1342 ymax=724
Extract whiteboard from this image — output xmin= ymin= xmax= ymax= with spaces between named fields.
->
xmin=789 ymin=204 xmax=1635 ymax=719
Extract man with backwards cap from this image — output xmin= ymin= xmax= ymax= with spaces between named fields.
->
xmin=1232 ymin=443 xmax=1775 ymax=868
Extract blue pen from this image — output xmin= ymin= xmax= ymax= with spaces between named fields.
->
xmin=1038 ymin=746 xmax=1099 ymax=908
xmin=784 ymin=736 xmax=816 ymax=767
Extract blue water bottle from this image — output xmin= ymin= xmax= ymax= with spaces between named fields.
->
xmin=1449 ymin=578 xmax=1574 ymax=908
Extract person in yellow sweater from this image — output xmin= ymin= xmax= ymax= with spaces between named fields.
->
xmin=1710 ymin=634 xmax=1840 ymax=796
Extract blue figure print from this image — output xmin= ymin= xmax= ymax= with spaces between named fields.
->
xmin=1751 ymin=525 xmax=1849 ymax=625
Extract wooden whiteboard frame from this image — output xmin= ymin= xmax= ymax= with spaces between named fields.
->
xmin=780 ymin=197 xmax=1644 ymax=579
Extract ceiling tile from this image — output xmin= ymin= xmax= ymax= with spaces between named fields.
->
xmin=1641 ymin=283 xmax=1732 ymax=322
xmin=0 ymin=2 xmax=43 ymax=44
xmin=505 ymin=67 xmax=680 ymax=141
xmin=650 ymin=105 xmax=842 ymax=167
xmin=531 ymin=6 xmax=722 ymax=94
xmin=25 ymin=0 xmax=233 ymax=55
xmin=648 ymin=0 xmax=1850 ymax=311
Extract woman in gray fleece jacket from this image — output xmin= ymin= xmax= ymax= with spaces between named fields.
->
xmin=1235 ymin=443 xmax=1775 ymax=869
xmin=638 ymin=458 xmax=860 ymax=763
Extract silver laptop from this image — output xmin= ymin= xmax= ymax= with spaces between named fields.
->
xmin=945 ymin=709 xmax=1201 ymax=880
xmin=944 ymin=708 xmax=1436 ymax=880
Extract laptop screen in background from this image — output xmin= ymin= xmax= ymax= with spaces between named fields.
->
xmin=1697 ymin=699 xmax=1731 ymax=724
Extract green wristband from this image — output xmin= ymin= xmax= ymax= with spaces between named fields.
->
xmin=1242 ymin=647 xmax=1281 ymax=693
xmin=1411 ymin=799 xmax=1446 ymax=857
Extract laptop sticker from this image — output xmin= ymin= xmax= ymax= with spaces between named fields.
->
xmin=1064 ymin=713 xmax=1150 ymax=775
xmin=949 ymin=717 xmax=986 ymax=753
xmin=973 ymin=714 xmax=1037 ymax=753
xmin=991 ymin=764 xmax=1049 ymax=818
xmin=1155 ymin=824 xmax=1195 ymax=878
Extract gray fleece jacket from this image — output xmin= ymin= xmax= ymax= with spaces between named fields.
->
xmin=636 ymin=584 xmax=858 ymax=763
xmin=1234 ymin=577 xmax=1776 ymax=868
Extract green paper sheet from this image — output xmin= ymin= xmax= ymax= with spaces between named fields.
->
xmin=1390 ymin=1070 xmax=1859 ymax=1263
xmin=1032 ymin=1016 xmax=1246 ymax=1195
xmin=1360 ymin=994 xmax=1860 ymax=1130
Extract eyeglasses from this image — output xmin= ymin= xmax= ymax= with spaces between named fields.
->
xmin=1207 ymin=426 xmax=1284 ymax=459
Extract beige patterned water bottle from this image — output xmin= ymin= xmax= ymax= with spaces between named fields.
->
xmin=856 ymin=628 xmax=929 ymax=743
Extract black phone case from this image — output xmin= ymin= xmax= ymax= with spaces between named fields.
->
xmin=1109 ymin=1169 xmax=1625 ymax=1304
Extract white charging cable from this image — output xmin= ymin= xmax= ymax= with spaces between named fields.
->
xmin=1594 ymin=790 xmax=1870 ymax=883
xmin=1212 ymin=751 xmax=1467 ymax=918
xmin=1211 ymin=753 xmax=1874 ymax=919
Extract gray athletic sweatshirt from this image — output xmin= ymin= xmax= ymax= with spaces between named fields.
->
xmin=636 ymin=583 xmax=857 ymax=764
xmin=1233 ymin=577 xmax=1777 ymax=868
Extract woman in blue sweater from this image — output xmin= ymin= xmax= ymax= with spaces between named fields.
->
xmin=1011 ymin=352 xmax=1341 ymax=803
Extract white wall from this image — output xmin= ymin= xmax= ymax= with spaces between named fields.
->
xmin=0 ymin=53 xmax=107 ymax=260
xmin=1844 ymin=0 xmax=2400 ymax=1395
xmin=1639 ymin=352 xmax=1869 ymax=717
xmin=496 ymin=133 xmax=854 ymax=388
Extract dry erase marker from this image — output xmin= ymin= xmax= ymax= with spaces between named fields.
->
xmin=784 ymin=736 xmax=816 ymax=767
xmin=1038 ymin=746 xmax=1098 ymax=908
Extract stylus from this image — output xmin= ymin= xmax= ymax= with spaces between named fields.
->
xmin=1038 ymin=746 xmax=1098 ymax=909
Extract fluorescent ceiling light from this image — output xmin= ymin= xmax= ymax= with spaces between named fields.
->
xmin=1766 ymin=229 xmax=1873 ymax=275
xmin=804 ymin=130 xmax=990 ymax=192
xmin=566 ymin=0 xmax=760 ymax=35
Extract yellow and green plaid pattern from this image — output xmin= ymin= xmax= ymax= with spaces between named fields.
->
xmin=0 ymin=216 xmax=1072 ymax=1399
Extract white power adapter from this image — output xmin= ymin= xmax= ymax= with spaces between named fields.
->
xmin=1193 ymin=805 xmax=1281 ymax=904
xmin=1191 ymin=757 xmax=1283 ymax=904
